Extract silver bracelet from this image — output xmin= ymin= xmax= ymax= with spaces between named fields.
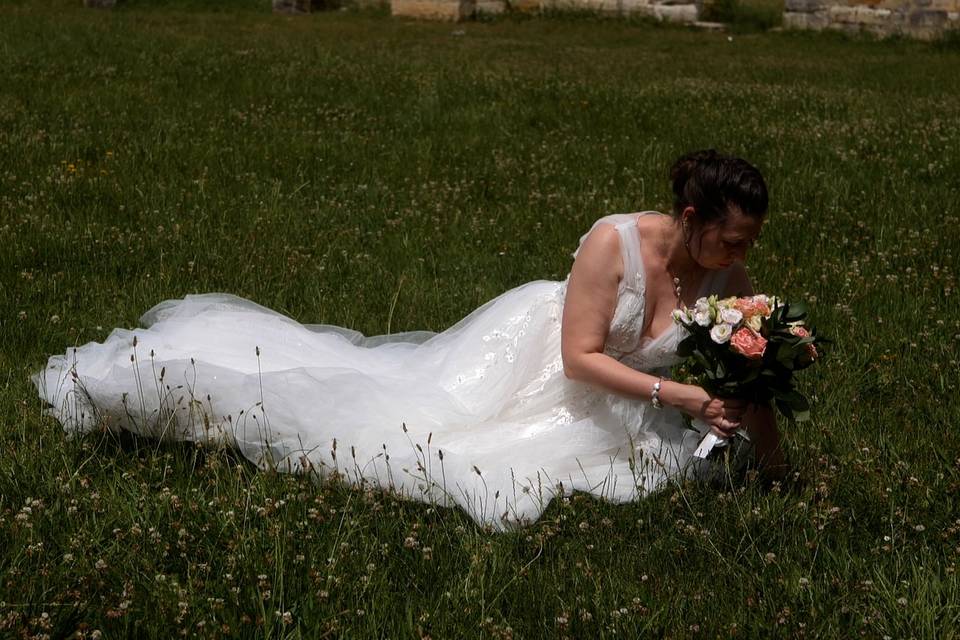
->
xmin=651 ymin=377 xmax=664 ymax=409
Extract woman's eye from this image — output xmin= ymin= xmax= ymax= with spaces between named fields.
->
xmin=724 ymin=237 xmax=759 ymax=250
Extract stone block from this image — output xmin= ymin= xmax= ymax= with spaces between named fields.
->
xmin=476 ymin=0 xmax=506 ymax=12
xmin=649 ymin=2 xmax=698 ymax=21
xmin=784 ymin=0 xmax=825 ymax=12
xmin=620 ymin=0 xmax=652 ymax=13
xmin=692 ymin=19 xmax=727 ymax=27
xmin=391 ymin=0 xmax=475 ymax=19
xmin=783 ymin=9 xmax=830 ymax=27
xmin=908 ymin=7 xmax=948 ymax=25
xmin=828 ymin=4 xmax=894 ymax=24
xmin=83 ymin=0 xmax=116 ymax=7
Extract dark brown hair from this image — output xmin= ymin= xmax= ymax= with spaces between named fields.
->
xmin=670 ymin=150 xmax=769 ymax=224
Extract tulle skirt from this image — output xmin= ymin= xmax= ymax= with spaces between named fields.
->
xmin=33 ymin=284 xmax=751 ymax=530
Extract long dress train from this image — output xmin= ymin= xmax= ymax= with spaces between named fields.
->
xmin=32 ymin=211 xmax=754 ymax=531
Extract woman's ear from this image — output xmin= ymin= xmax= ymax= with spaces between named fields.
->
xmin=681 ymin=206 xmax=696 ymax=238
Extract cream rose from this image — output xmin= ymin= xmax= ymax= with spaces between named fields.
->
xmin=710 ymin=323 xmax=733 ymax=344
xmin=720 ymin=308 xmax=743 ymax=325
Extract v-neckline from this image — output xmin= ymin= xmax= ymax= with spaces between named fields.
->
xmin=633 ymin=212 xmax=711 ymax=346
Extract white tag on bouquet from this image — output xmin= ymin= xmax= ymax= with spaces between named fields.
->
xmin=691 ymin=418 xmax=750 ymax=459
xmin=694 ymin=432 xmax=725 ymax=459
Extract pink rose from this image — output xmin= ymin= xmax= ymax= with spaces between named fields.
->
xmin=789 ymin=325 xmax=810 ymax=338
xmin=730 ymin=327 xmax=767 ymax=360
xmin=790 ymin=325 xmax=818 ymax=360
xmin=734 ymin=297 xmax=771 ymax=320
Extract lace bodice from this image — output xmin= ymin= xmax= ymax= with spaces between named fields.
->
xmin=571 ymin=211 xmax=733 ymax=376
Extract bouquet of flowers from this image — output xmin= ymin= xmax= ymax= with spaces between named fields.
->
xmin=671 ymin=294 xmax=825 ymax=459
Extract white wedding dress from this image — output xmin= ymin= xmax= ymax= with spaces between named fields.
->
xmin=33 ymin=212 xmax=753 ymax=531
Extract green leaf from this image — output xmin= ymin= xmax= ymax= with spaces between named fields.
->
xmin=776 ymin=346 xmax=797 ymax=370
xmin=783 ymin=302 xmax=808 ymax=322
xmin=790 ymin=394 xmax=810 ymax=412
xmin=775 ymin=398 xmax=795 ymax=422
xmin=677 ymin=335 xmax=697 ymax=357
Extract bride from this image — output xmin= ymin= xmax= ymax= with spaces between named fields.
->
xmin=33 ymin=149 xmax=790 ymax=531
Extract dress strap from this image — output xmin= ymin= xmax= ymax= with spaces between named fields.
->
xmin=613 ymin=219 xmax=644 ymax=292
xmin=571 ymin=212 xmax=659 ymax=257
xmin=570 ymin=211 xmax=661 ymax=292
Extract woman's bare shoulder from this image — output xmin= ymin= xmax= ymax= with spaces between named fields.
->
xmin=573 ymin=222 xmax=623 ymax=280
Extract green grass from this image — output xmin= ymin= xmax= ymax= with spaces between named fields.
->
xmin=2 ymin=2 xmax=960 ymax=637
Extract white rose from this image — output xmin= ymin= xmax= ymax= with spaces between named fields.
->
xmin=694 ymin=310 xmax=711 ymax=327
xmin=710 ymin=323 xmax=733 ymax=344
xmin=720 ymin=308 xmax=743 ymax=325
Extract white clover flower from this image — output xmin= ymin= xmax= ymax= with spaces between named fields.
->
xmin=720 ymin=308 xmax=743 ymax=325
xmin=710 ymin=323 xmax=733 ymax=344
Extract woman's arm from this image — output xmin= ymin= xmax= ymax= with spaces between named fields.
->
xmin=560 ymin=225 xmax=738 ymax=435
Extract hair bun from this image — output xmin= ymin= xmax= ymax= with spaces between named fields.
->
xmin=668 ymin=149 xmax=768 ymax=222
xmin=670 ymin=149 xmax=721 ymax=200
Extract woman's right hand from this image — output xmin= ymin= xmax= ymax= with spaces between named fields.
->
xmin=664 ymin=382 xmax=746 ymax=438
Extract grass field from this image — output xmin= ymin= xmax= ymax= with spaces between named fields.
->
xmin=2 ymin=1 xmax=960 ymax=637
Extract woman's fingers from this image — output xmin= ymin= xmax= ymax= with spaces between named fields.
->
xmin=710 ymin=417 xmax=740 ymax=437
xmin=722 ymin=399 xmax=748 ymax=418
xmin=721 ymin=417 xmax=740 ymax=434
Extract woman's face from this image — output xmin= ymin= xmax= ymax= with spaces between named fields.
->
xmin=687 ymin=207 xmax=764 ymax=270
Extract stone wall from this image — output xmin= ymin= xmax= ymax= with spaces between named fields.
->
xmin=784 ymin=0 xmax=960 ymax=38
xmin=80 ymin=0 xmax=960 ymax=38
xmin=391 ymin=0 xmax=702 ymax=23
xmin=388 ymin=0 xmax=959 ymax=37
